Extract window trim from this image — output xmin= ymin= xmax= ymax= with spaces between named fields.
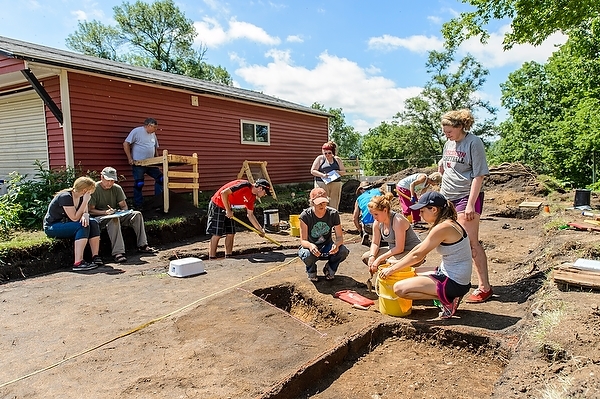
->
xmin=240 ymin=120 xmax=270 ymax=145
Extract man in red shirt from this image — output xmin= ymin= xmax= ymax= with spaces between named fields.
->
xmin=207 ymin=178 xmax=272 ymax=258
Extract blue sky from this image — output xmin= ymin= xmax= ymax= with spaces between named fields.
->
xmin=0 ymin=0 xmax=566 ymax=134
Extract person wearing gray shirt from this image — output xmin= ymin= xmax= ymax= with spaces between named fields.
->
xmin=438 ymin=109 xmax=492 ymax=304
xmin=123 ymin=118 xmax=163 ymax=209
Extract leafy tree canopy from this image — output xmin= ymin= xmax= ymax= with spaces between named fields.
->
xmin=489 ymin=18 xmax=600 ymax=187
xmin=360 ymin=49 xmax=496 ymax=176
xmin=442 ymin=0 xmax=600 ymax=50
xmin=66 ymin=0 xmax=232 ymax=85
xmin=311 ymin=103 xmax=361 ymax=159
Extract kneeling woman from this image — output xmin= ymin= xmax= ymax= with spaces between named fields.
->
xmin=379 ymin=191 xmax=472 ymax=319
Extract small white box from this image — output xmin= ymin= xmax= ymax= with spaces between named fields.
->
xmin=168 ymin=257 xmax=206 ymax=277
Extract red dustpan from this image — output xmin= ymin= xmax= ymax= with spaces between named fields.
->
xmin=334 ymin=290 xmax=375 ymax=308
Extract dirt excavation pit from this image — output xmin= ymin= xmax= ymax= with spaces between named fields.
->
xmin=250 ymin=284 xmax=507 ymax=398
xmin=253 ymin=284 xmax=349 ymax=329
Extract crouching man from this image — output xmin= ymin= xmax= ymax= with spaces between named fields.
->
xmin=89 ymin=167 xmax=156 ymax=263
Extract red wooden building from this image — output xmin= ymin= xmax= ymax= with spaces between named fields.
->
xmin=0 ymin=36 xmax=329 ymax=196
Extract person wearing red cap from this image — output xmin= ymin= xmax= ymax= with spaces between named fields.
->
xmin=310 ymin=141 xmax=346 ymax=210
xmin=207 ymin=178 xmax=272 ymax=258
xmin=298 ymin=187 xmax=349 ymax=281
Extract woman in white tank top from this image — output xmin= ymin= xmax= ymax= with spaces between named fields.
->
xmin=379 ymin=191 xmax=473 ymax=319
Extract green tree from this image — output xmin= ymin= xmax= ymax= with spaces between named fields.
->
xmin=361 ymin=121 xmax=437 ymax=176
xmin=490 ymin=18 xmax=600 ymax=186
xmin=442 ymin=0 xmax=600 ymax=49
xmin=311 ymin=103 xmax=361 ymax=158
xmin=66 ymin=0 xmax=232 ymax=85
xmin=394 ymin=49 xmax=496 ymax=156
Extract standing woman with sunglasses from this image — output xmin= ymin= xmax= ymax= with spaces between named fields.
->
xmin=310 ymin=141 xmax=346 ymax=210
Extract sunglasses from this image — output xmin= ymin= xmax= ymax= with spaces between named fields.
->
xmin=323 ymin=151 xmax=333 ymax=155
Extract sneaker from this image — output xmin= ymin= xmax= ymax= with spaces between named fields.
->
xmin=361 ymin=233 xmax=370 ymax=246
xmin=465 ymin=287 xmax=493 ymax=303
xmin=308 ymin=273 xmax=318 ymax=282
xmin=439 ymin=296 xmax=462 ymax=319
xmin=72 ymin=260 xmax=98 ymax=271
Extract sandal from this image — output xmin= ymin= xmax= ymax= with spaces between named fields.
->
xmin=137 ymin=245 xmax=157 ymax=253
xmin=91 ymin=255 xmax=104 ymax=266
xmin=113 ymin=254 xmax=127 ymax=263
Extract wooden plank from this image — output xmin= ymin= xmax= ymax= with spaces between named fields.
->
xmin=519 ymin=201 xmax=543 ymax=208
xmin=134 ymin=155 xmax=163 ymax=166
xmin=167 ymin=182 xmax=200 ymax=189
xmin=567 ymin=222 xmax=600 ymax=232
xmin=168 ymin=171 xmax=199 ymax=178
xmin=553 ymin=267 xmax=600 ymax=289
xmin=167 ymin=154 xmax=197 ymax=164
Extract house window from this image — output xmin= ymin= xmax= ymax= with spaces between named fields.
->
xmin=241 ymin=120 xmax=270 ymax=145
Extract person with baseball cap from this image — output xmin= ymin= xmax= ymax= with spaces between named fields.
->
xmin=378 ymin=191 xmax=472 ymax=319
xmin=298 ymin=187 xmax=350 ymax=281
xmin=89 ymin=167 xmax=156 ymax=263
xmin=352 ymin=181 xmax=382 ymax=246
xmin=207 ymin=178 xmax=271 ymax=258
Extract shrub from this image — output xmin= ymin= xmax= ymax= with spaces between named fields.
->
xmin=6 ymin=161 xmax=90 ymax=230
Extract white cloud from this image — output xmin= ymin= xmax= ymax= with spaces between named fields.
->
xmin=229 ymin=19 xmax=280 ymax=45
xmin=427 ymin=15 xmax=442 ymax=25
xmin=234 ymin=50 xmax=422 ymax=134
xmin=194 ymin=17 xmax=280 ymax=48
xmin=286 ymin=35 xmax=303 ymax=43
xmin=367 ymin=25 xmax=567 ymax=70
xmin=202 ymin=0 xmax=226 ymax=12
xmin=368 ymin=34 xmax=444 ymax=54
xmin=458 ymin=25 xmax=567 ymax=68
xmin=71 ymin=10 xmax=87 ymax=20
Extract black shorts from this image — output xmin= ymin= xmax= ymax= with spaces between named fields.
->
xmin=429 ymin=270 xmax=471 ymax=305
xmin=206 ymin=201 xmax=236 ymax=236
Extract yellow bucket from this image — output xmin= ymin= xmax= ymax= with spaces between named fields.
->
xmin=289 ymin=214 xmax=300 ymax=229
xmin=290 ymin=226 xmax=300 ymax=237
xmin=375 ymin=265 xmax=416 ymax=317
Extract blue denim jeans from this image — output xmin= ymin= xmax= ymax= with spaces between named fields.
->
xmin=298 ymin=243 xmax=350 ymax=277
xmin=132 ymin=165 xmax=163 ymax=207
xmin=44 ymin=219 xmax=100 ymax=241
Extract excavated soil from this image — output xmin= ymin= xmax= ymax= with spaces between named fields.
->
xmin=1 ymin=163 xmax=600 ymax=398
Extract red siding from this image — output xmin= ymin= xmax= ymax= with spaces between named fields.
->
xmin=0 ymin=57 xmax=25 ymax=74
xmin=66 ymin=73 xmax=328 ymax=194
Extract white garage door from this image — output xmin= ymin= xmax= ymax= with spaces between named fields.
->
xmin=0 ymin=90 xmax=48 ymax=182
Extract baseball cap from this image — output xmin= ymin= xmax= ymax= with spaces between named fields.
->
xmin=255 ymin=178 xmax=272 ymax=196
xmin=310 ymin=187 xmax=330 ymax=205
xmin=101 ymin=167 xmax=118 ymax=181
xmin=410 ymin=191 xmax=447 ymax=210
xmin=355 ymin=181 xmax=373 ymax=195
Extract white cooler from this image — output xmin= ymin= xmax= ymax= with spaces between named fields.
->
xmin=168 ymin=257 xmax=206 ymax=277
